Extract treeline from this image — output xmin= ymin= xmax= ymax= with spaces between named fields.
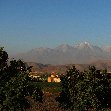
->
xmin=1 ymin=47 xmax=111 ymax=110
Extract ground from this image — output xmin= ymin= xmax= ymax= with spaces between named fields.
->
xmin=26 ymin=92 xmax=71 ymax=111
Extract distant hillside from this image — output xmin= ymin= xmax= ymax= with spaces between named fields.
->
xmin=91 ymin=60 xmax=111 ymax=72
xmin=13 ymin=42 xmax=111 ymax=65
xmin=26 ymin=60 xmax=111 ymax=74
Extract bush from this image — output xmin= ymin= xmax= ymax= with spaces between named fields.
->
xmin=0 ymin=47 xmax=43 ymax=111
xmin=57 ymin=66 xmax=111 ymax=110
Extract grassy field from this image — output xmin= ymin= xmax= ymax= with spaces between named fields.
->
xmin=34 ymin=82 xmax=62 ymax=93
xmin=43 ymin=82 xmax=62 ymax=93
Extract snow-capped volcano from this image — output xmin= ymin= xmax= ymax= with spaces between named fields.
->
xmin=75 ymin=42 xmax=95 ymax=49
xmin=12 ymin=42 xmax=111 ymax=65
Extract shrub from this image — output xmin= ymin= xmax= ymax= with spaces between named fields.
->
xmin=57 ymin=66 xmax=111 ymax=110
xmin=0 ymin=47 xmax=43 ymax=111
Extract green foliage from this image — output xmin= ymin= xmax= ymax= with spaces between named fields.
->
xmin=0 ymin=47 xmax=43 ymax=111
xmin=33 ymin=82 xmax=62 ymax=93
xmin=57 ymin=66 xmax=111 ymax=110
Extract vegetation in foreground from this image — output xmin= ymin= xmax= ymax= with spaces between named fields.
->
xmin=57 ymin=66 xmax=111 ymax=110
xmin=0 ymin=47 xmax=43 ymax=111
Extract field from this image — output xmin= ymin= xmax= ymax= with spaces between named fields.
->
xmin=37 ymin=82 xmax=62 ymax=93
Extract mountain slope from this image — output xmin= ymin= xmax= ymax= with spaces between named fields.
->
xmin=13 ymin=42 xmax=111 ymax=65
xmin=26 ymin=60 xmax=111 ymax=74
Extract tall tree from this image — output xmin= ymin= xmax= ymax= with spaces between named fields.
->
xmin=0 ymin=47 xmax=43 ymax=111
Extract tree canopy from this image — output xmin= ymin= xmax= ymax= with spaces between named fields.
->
xmin=0 ymin=47 xmax=43 ymax=111
xmin=57 ymin=66 xmax=111 ymax=110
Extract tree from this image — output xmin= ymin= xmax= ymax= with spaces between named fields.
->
xmin=57 ymin=66 xmax=111 ymax=110
xmin=0 ymin=47 xmax=43 ymax=111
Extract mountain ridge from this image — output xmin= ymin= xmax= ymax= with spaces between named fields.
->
xmin=26 ymin=60 xmax=111 ymax=74
xmin=13 ymin=42 xmax=111 ymax=65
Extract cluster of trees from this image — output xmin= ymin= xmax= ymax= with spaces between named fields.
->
xmin=1 ymin=47 xmax=111 ymax=111
xmin=0 ymin=47 xmax=43 ymax=111
xmin=58 ymin=66 xmax=111 ymax=110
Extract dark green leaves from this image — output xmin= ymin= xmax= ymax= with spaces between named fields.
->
xmin=0 ymin=47 xmax=43 ymax=111
xmin=58 ymin=66 xmax=111 ymax=110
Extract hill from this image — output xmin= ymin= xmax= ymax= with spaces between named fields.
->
xmin=26 ymin=60 xmax=111 ymax=75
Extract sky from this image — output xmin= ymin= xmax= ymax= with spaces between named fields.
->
xmin=1 ymin=0 xmax=111 ymax=55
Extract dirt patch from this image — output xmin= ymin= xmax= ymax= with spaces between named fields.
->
xmin=25 ymin=93 xmax=71 ymax=111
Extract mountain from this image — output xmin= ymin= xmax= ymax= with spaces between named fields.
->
xmin=26 ymin=60 xmax=111 ymax=75
xmin=102 ymin=46 xmax=111 ymax=53
xmin=13 ymin=42 xmax=111 ymax=65
xmin=26 ymin=62 xmax=89 ymax=74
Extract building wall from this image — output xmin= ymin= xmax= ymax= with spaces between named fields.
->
xmin=47 ymin=74 xmax=61 ymax=82
xmin=48 ymin=77 xmax=52 ymax=82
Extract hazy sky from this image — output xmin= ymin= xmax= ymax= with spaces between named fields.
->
xmin=1 ymin=0 xmax=111 ymax=55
